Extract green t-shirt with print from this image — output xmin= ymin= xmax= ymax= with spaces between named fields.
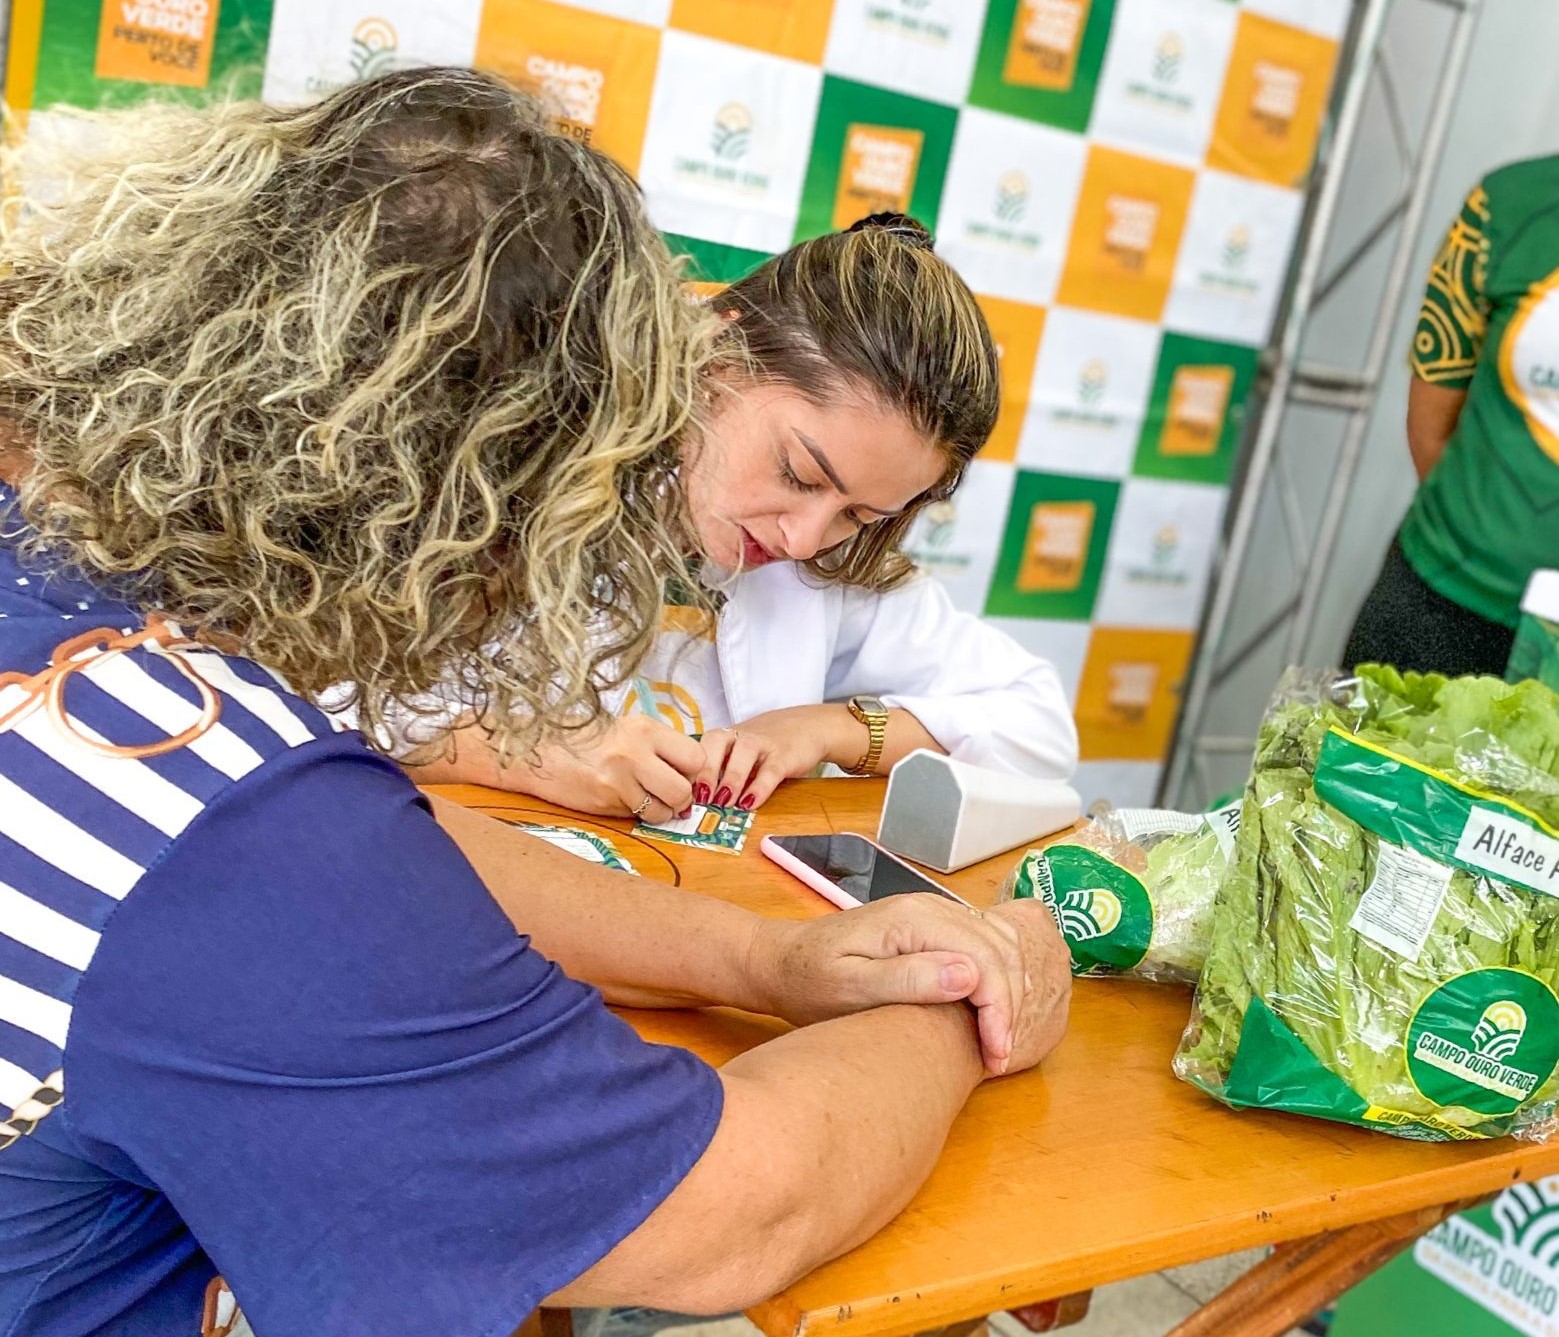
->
xmin=1401 ymin=153 xmax=1559 ymax=627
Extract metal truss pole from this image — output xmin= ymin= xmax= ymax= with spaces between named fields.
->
xmin=0 ymin=3 xmax=12 ymax=106
xmin=1161 ymin=0 xmax=1482 ymax=808
xmin=1284 ymin=4 xmax=1481 ymax=661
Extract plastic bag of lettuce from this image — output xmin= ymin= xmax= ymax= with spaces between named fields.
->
xmin=1174 ymin=664 xmax=1559 ymax=1142
xmin=1006 ymin=800 xmax=1239 ymax=981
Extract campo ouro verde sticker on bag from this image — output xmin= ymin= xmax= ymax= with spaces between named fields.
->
xmin=1012 ymin=844 xmax=1154 ymax=974
xmin=1406 ymin=968 xmax=1559 ymax=1117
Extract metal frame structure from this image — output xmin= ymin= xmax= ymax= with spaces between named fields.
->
xmin=0 ymin=3 xmax=12 ymax=108
xmin=1162 ymin=0 xmax=1483 ymax=808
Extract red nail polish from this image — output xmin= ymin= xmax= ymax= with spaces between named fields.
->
xmin=738 ymin=793 xmax=756 ymax=810
xmin=693 ymin=782 xmax=710 ymax=805
xmin=679 ymin=806 xmax=693 ymax=819
xmin=713 ymin=786 xmax=732 ymax=807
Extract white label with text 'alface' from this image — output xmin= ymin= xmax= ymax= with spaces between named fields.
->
xmin=1454 ymin=807 xmax=1559 ymax=897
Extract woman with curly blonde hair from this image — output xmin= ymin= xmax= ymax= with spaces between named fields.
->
xmin=0 ymin=68 xmax=1068 ymax=1336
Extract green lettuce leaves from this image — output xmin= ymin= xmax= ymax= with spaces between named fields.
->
xmin=1174 ymin=666 xmax=1559 ymax=1141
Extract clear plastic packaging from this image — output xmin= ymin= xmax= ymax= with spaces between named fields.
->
xmin=1174 ymin=664 xmax=1559 ymax=1142
xmin=1004 ymin=800 xmax=1238 ymax=982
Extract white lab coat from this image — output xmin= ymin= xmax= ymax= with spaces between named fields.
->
xmin=711 ymin=561 xmax=1078 ymax=779
xmin=368 ymin=563 xmax=1079 ymax=779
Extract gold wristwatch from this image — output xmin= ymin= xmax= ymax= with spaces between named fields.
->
xmin=846 ymin=695 xmax=889 ymax=776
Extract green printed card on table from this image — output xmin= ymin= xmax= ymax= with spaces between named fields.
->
xmin=794 ymin=76 xmax=957 ymax=242
xmin=635 ymin=804 xmax=754 ymax=855
xmin=968 ymin=0 xmax=1116 ymax=134
xmin=985 ymin=468 xmax=1119 ymax=621
xmin=1132 ymin=332 xmax=1260 ymax=486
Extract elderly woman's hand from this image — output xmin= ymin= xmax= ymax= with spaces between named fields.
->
xmin=745 ymin=893 xmax=1071 ymax=1077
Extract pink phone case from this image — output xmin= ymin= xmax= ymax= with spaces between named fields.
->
xmin=759 ymin=833 xmax=967 ymax=909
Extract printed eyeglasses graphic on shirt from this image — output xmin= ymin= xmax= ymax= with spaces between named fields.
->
xmin=1 ymin=616 xmax=246 ymax=1333
xmin=0 ymin=614 xmax=226 ymax=1151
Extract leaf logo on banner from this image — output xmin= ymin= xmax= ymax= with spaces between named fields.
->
xmin=349 ymin=18 xmax=399 ymax=82
xmin=1152 ymin=33 xmax=1183 ymax=85
xmin=1493 ymin=1180 xmax=1559 ymax=1267
xmin=994 ymin=170 xmax=1029 ymax=223
xmin=1222 ymin=224 xmax=1252 ymax=271
xmin=710 ymin=103 xmax=752 ymax=161
xmin=920 ymin=500 xmax=958 ymax=550
xmin=1077 ymin=358 xmax=1108 ymax=405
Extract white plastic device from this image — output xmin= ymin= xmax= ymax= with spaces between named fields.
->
xmin=876 ymin=749 xmax=1082 ymax=874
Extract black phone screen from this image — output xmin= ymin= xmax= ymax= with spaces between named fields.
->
xmin=770 ymin=833 xmax=952 ymax=903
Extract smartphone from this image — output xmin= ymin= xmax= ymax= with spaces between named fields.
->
xmin=760 ymin=832 xmax=967 ymax=911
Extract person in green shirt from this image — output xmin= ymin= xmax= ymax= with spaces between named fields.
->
xmin=1346 ymin=154 xmax=1559 ymax=675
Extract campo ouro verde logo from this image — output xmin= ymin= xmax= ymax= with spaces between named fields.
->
xmin=995 ymin=170 xmax=1029 ymax=223
xmin=921 ymin=499 xmax=958 ymax=549
xmin=1472 ymin=1000 xmax=1528 ymax=1060
xmin=1077 ymin=358 xmax=1108 ymax=405
xmin=711 ymin=104 xmax=752 ymax=161
xmin=1223 ymin=224 xmax=1251 ymax=270
xmin=349 ymin=18 xmax=400 ymax=82
xmin=1057 ymin=886 xmax=1122 ymax=940
xmin=1153 ymin=32 xmax=1183 ymax=84
xmin=1407 ymin=968 xmax=1559 ymax=1116
xmin=1017 ymin=844 xmax=1154 ymax=974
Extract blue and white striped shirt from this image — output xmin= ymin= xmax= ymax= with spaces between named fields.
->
xmin=0 ymin=502 xmax=722 ymax=1335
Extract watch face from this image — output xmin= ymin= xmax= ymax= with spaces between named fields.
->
xmin=853 ymin=696 xmax=888 ymax=717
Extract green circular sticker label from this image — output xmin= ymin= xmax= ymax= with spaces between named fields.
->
xmin=1024 ymin=845 xmax=1153 ymax=973
xmin=1407 ymin=968 xmax=1559 ymax=1116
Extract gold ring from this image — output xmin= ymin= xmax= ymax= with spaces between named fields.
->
xmin=967 ymin=906 xmax=984 ymax=919
xmin=632 ymin=795 xmax=654 ymax=818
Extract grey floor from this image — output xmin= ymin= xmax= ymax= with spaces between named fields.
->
xmin=665 ymin=1249 xmax=1317 ymax=1337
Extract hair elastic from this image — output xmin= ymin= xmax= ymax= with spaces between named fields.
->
xmin=846 ymin=211 xmax=935 ymax=251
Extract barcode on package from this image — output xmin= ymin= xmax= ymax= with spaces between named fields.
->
xmin=1349 ymin=840 xmax=1454 ymax=961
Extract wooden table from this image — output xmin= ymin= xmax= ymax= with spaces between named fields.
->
xmin=432 ymin=780 xmax=1559 ymax=1337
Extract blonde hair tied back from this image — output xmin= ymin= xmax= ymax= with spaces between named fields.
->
xmin=714 ymin=213 xmax=999 ymax=592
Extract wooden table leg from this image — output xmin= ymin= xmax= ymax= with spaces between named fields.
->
xmin=1004 ymin=1292 xmax=1094 ymax=1331
xmin=1165 ymin=1198 xmax=1488 ymax=1337
xmin=535 ymin=1310 xmax=575 ymax=1337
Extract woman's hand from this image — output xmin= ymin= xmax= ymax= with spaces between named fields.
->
xmin=694 ymin=706 xmax=861 ymax=809
xmin=518 ymin=715 xmax=705 ymax=824
xmin=745 ymin=894 xmax=1072 ymax=1076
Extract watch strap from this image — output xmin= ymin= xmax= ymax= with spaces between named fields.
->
xmin=847 ymin=697 xmax=888 ymax=776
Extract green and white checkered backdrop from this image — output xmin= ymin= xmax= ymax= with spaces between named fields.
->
xmin=7 ymin=0 xmax=1348 ymax=806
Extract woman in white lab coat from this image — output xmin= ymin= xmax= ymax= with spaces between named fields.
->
xmin=406 ymin=214 xmax=1077 ymax=820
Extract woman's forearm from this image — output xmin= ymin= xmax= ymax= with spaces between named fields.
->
xmin=818 ymin=703 xmax=943 ymax=774
xmin=429 ymin=794 xmax=772 ymax=1010
xmin=401 ymin=720 xmax=531 ymax=790
xmin=551 ymin=1000 xmax=985 ymax=1313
